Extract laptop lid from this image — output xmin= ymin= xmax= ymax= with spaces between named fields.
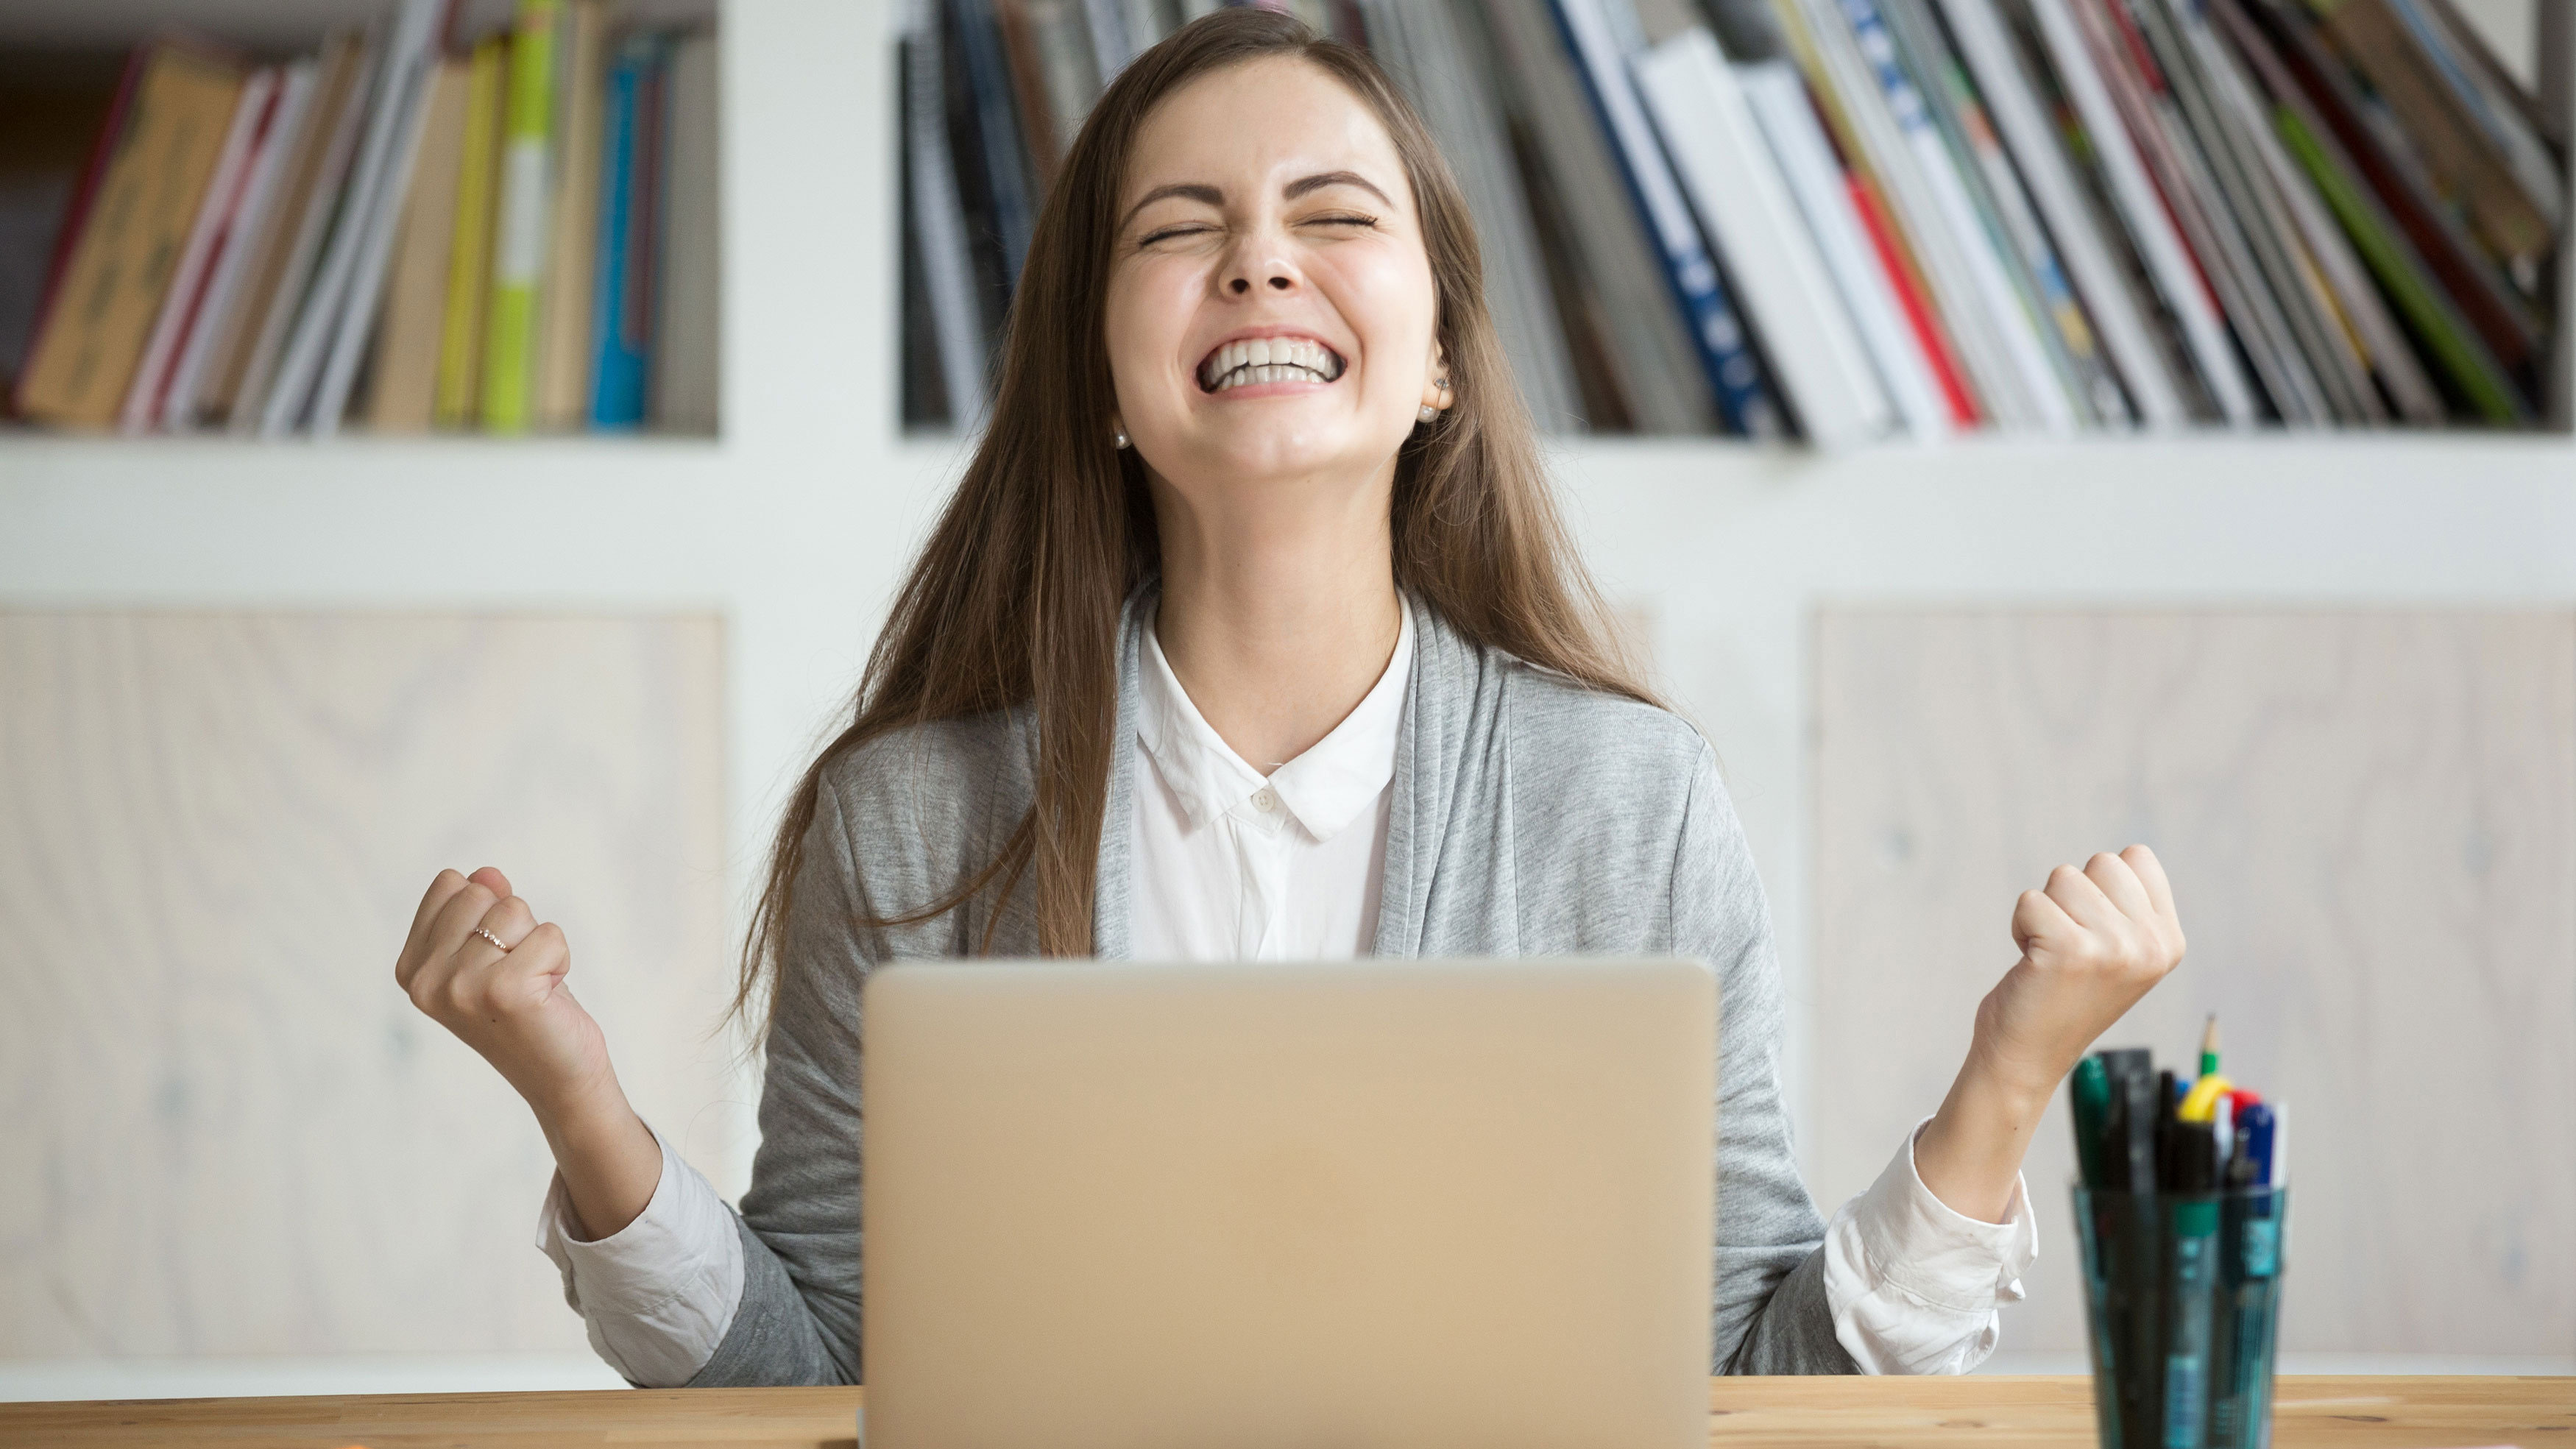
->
xmin=860 ymin=957 xmax=1716 ymax=1449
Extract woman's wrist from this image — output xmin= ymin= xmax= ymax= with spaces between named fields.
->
xmin=528 ymin=1068 xmax=662 ymax=1241
xmin=1914 ymin=1046 xmax=2053 ymax=1225
xmin=532 ymin=1072 xmax=639 ymax=1160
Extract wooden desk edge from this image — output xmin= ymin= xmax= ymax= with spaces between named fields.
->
xmin=1 ymin=1372 xmax=2566 ymax=1448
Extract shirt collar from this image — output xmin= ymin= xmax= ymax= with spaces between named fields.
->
xmin=1137 ymin=594 xmax=1414 ymax=843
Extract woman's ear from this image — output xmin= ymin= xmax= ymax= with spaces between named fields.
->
xmin=1419 ymin=346 xmax=1454 ymax=420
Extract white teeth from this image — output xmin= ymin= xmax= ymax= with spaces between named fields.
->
xmin=1197 ymin=337 xmax=1346 ymax=392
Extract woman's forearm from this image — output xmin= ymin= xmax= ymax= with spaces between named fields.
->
xmin=532 ymin=1070 xmax=663 ymax=1242
xmin=1913 ymin=1049 xmax=2051 ymax=1225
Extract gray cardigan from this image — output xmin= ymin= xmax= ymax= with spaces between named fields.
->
xmin=684 ymin=598 xmax=1858 ymax=1386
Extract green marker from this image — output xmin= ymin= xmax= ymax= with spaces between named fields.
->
xmin=2198 ymin=1014 xmax=2221 ymax=1080
xmin=2071 ymin=1055 xmax=2111 ymax=1189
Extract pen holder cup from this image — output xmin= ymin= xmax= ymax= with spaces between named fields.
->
xmin=2072 ymin=1185 xmax=2289 ymax=1449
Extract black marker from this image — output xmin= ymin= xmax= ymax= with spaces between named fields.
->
xmin=2164 ymin=1121 xmax=2221 ymax=1449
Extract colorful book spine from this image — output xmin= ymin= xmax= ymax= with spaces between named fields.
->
xmin=590 ymin=35 xmax=666 ymax=428
xmin=366 ymin=55 xmax=475 ymax=432
xmin=121 ymin=66 xmax=280 ymax=434
xmin=1783 ymin=0 xmax=2020 ymax=426
xmin=2207 ymin=0 xmax=2456 ymax=423
xmin=218 ymin=30 xmax=372 ymax=431
xmin=2308 ymin=0 xmax=2550 ymax=273
xmin=2268 ymin=79 xmax=2527 ymax=420
xmin=1938 ymin=0 xmax=2191 ymax=427
xmin=1481 ymin=0 xmax=1716 ymax=433
xmin=1637 ymin=30 xmax=1894 ymax=448
xmin=260 ymin=0 xmax=445 ymax=436
xmin=2243 ymin=0 xmax=2541 ymax=378
xmin=2093 ymin=0 xmax=2333 ymax=425
xmin=1849 ymin=167 xmax=1980 ymax=425
xmin=1838 ymin=0 xmax=2076 ymax=431
xmin=1737 ymin=60 xmax=1953 ymax=438
xmin=905 ymin=0 xmax=990 ymax=428
xmin=1890 ymin=0 xmax=2131 ymax=425
xmin=537 ymin=0 xmax=609 ymax=428
xmin=305 ymin=0 xmax=451 ymax=436
xmin=1549 ymin=0 xmax=1781 ymax=436
xmin=482 ymin=0 xmax=560 ymax=433
xmin=2024 ymin=0 xmax=2260 ymax=425
xmin=16 ymin=46 xmax=151 ymax=403
xmin=16 ymin=43 xmax=247 ymax=428
xmin=437 ymin=32 xmax=509 ymax=428
xmin=159 ymin=61 xmax=319 ymax=431
xmin=651 ymin=29 xmax=720 ymax=433
xmin=952 ymin=0 xmax=1037 ymax=283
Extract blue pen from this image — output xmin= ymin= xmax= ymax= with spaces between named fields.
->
xmin=2243 ymin=1105 xmax=2276 ymax=1188
xmin=2226 ymin=1105 xmax=2282 ymax=1449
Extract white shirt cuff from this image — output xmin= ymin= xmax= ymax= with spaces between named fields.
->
xmin=1819 ymin=1114 xmax=2040 ymax=1375
xmin=534 ymin=1123 xmax=745 ymax=1387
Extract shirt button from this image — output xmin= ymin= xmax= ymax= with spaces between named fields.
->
xmin=1253 ymin=787 xmax=1280 ymax=814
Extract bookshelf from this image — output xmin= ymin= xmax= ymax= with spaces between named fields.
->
xmin=6 ymin=0 xmax=2576 ymax=1169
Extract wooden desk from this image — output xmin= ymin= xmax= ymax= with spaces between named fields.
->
xmin=4 ymin=1375 xmax=2568 ymax=1447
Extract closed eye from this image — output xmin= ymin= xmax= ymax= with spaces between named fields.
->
xmin=1137 ymin=223 xmax=1215 ymax=247
xmin=1306 ymin=212 xmax=1380 ymax=229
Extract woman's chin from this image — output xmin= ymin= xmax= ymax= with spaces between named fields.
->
xmin=1164 ymin=427 xmax=1398 ymax=489
xmin=1153 ymin=398 xmax=1404 ymax=480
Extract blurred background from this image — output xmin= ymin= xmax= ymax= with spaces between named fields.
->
xmin=1 ymin=0 xmax=2570 ymax=1401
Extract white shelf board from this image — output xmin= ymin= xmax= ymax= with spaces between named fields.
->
xmin=1557 ymin=432 xmax=2576 ymax=601
xmin=882 ymin=427 xmax=2576 ymax=598
xmin=14 ymin=428 xmax=2575 ymax=607
xmin=0 ymin=433 xmax=740 ymax=605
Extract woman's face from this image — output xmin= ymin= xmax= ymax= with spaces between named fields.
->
xmin=1104 ymin=56 xmax=1445 ymax=510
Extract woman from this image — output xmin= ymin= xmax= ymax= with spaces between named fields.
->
xmin=393 ymin=10 xmax=2184 ymax=1386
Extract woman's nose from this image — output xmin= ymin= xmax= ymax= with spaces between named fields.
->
xmin=1222 ymin=238 xmax=1299 ymax=296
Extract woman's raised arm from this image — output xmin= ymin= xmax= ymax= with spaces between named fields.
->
xmin=394 ymin=865 xmax=662 ymax=1241
xmin=1914 ymin=848 xmax=2187 ymax=1222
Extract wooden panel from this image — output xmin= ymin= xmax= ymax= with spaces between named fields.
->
xmin=4 ymin=1376 xmax=2572 ymax=1448
xmin=0 ymin=612 xmax=734 ymax=1357
xmin=1812 ymin=611 xmax=2576 ymax=1356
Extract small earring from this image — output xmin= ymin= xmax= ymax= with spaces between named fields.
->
xmin=1417 ymin=404 xmax=1440 ymax=424
xmin=1113 ymin=428 xmax=1131 ymax=450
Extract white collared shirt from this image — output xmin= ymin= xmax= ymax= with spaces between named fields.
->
xmin=535 ymin=595 xmax=2036 ymax=1383
xmin=1128 ymin=593 xmax=1411 ymax=961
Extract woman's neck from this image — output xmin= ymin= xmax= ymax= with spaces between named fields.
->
xmin=1152 ymin=485 xmax=1402 ymax=774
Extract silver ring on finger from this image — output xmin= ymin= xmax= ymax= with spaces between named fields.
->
xmin=470 ymin=927 xmax=509 ymax=952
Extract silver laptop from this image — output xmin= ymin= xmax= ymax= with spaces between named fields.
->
xmin=860 ymin=957 xmax=1717 ymax=1449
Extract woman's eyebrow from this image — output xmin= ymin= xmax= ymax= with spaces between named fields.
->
xmin=1283 ymin=170 xmax=1392 ymax=205
xmin=1119 ymin=182 xmax=1223 ymax=232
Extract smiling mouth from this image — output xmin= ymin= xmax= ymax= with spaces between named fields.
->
xmin=1196 ymin=336 xmax=1347 ymax=393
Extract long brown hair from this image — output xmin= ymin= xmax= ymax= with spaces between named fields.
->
xmin=731 ymin=8 xmax=1649 ymax=1038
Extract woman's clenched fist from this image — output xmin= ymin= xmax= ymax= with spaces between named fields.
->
xmin=1975 ymin=844 xmax=2188 ymax=1102
xmin=395 ymin=865 xmax=614 ymax=1116
xmin=1914 ymin=844 xmax=2188 ymax=1223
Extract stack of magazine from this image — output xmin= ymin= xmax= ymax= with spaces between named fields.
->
xmin=899 ymin=0 xmax=2564 ymax=443
xmin=7 ymin=0 xmax=718 ymax=438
